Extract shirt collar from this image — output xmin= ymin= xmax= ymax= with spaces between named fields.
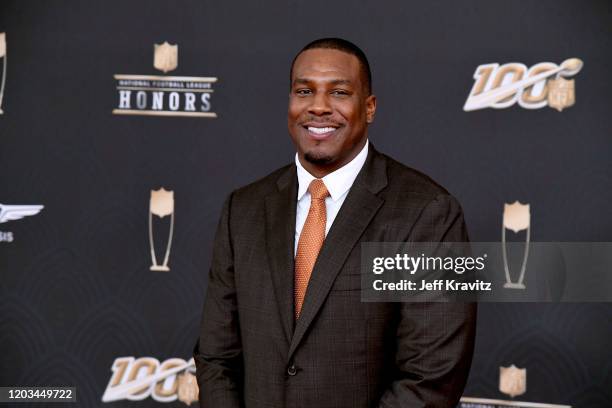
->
xmin=295 ymin=140 xmax=369 ymax=202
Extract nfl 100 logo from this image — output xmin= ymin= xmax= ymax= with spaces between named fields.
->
xmin=464 ymin=58 xmax=583 ymax=112
xmin=102 ymin=356 xmax=198 ymax=405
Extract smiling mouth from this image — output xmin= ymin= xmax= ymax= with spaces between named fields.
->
xmin=303 ymin=125 xmax=339 ymax=140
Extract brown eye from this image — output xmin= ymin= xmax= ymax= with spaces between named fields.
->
xmin=295 ymin=89 xmax=312 ymax=96
xmin=331 ymin=89 xmax=349 ymax=96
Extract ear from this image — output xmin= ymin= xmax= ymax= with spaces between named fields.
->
xmin=365 ymin=94 xmax=377 ymax=124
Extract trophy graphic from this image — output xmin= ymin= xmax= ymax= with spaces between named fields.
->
xmin=0 ymin=33 xmax=6 ymax=114
xmin=149 ymin=188 xmax=174 ymax=271
xmin=502 ymin=201 xmax=531 ymax=289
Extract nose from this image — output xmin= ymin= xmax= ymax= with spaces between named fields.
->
xmin=308 ymin=92 xmax=332 ymax=116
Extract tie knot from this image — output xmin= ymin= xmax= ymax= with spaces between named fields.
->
xmin=308 ymin=179 xmax=329 ymax=200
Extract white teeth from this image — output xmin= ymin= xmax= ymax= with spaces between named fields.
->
xmin=308 ymin=126 xmax=336 ymax=134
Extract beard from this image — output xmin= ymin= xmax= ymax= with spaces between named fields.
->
xmin=304 ymin=150 xmax=334 ymax=166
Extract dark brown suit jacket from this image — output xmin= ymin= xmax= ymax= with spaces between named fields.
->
xmin=194 ymin=144 xmax=477 ymax=408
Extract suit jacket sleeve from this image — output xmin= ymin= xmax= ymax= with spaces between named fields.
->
xmin=378 ymin=194 xmax=477 ymax=408
xmin=193 ymin=193 xmax=244 ymax=408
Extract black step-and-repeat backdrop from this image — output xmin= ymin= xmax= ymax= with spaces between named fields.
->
xmin=1 ymin=1 xmax=611 ymax=407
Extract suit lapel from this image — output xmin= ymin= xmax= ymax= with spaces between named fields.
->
xmin=288 ymin=145 xmax=388 ymax=359
xmin=264 ymin=165 xmax=298 ymax=343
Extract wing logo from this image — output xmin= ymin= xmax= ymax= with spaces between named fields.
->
xmin=0 ymin=203 xmax=44 ymax=243
xmin=0 ymin=204 xmax=44 ymax=224
xmin=464 ymin=58 xmax=583 ymax=111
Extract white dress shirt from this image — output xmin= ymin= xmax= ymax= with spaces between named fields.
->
xmin=294 ymin=140 xmax=369 ymax=255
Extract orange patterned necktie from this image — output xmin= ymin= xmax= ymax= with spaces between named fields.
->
xmin=294 ymin=179 xmax=329 ymax=319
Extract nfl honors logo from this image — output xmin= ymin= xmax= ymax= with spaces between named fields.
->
xmin=461 ymin=364 xmax=569 ymax=408
xmin=113 ymin=41 xmax=217 ymax=118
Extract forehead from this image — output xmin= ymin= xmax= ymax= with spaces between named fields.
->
xmin=292 ymin=48 xmax=362 ymax=83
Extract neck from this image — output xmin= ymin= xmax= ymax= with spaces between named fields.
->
xmin=298 ymin=139 xmax=368 ymax=178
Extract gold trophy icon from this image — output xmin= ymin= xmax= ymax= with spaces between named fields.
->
xmin=149 ymin=188 xmax=175 ymax=271
xmin=502 ymin=201 xmax=531 ymax=289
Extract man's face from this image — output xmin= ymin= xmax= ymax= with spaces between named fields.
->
xmin=288 ymin=48 xmax=376 ymax=176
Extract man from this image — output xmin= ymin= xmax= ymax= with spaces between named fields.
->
xmin=194 ymin=38 xmax=477 ymax=408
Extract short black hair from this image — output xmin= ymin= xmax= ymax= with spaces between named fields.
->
xmin=290 ymin=37 xmax=372 ymax=95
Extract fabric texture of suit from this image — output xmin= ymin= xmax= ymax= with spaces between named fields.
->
xmin=194 ymin=143 xmax=477 ymax=408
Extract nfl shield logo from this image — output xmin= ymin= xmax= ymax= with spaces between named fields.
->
xmin=177 ymin=372 xmax=199 ymax=405
xmin=150 ymin=188 xmax=174 ymax=218
xmin=548 ymin=77 xmax=575 ymax=112
xmin=154 ymin=41 xmax=178 ymax=73
xmin=503 ymin=201 xmax=530 ymax=233
xmin=499 ymin=364 xmax=527 ymax=398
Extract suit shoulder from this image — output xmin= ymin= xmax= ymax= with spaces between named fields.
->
xmin=381 ymin=152 xmax=451 ymax=198
xmin=230 ymin=163 xmax=293 ymax=202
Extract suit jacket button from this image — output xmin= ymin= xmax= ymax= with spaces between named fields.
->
xmin=287 ymin=364 xmax=297 ymax=376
